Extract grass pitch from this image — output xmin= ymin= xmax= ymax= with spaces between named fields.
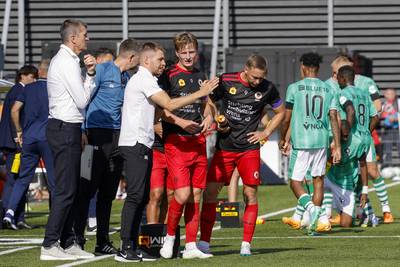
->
xmin=1 ymin=182 xmax=399 ymax=266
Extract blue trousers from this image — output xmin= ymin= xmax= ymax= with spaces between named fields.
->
xmin=2 ymin=150 xmax=25 ymax=222
xmin=7 ymin=141 xmax=55 ymax=213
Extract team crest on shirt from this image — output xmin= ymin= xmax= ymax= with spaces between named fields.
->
xmin=178 ymin=79 xmax=186 ymax=87
xmin=229 ymin=87 xmax=237 ymax=95
xmin=339 ymin=96 xmax=347 ymax=105
xmin=253 ymin=171 xmax=259 ymax=179
xmin=255 ymin=92 xmax=262 ymax=101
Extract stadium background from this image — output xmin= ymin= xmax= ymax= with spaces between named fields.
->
xmin=1 ymin=0 xmax=400 ymax=92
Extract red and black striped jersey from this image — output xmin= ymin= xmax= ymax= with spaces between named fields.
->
xmin=160 ymin=64 xmax=207 ymax=137
xmin=211 ymin=72 xmax=282 ymax=152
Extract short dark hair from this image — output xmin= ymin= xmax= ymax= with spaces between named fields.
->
xmin=94 ymin=47 xmax=114 ymax=59
xmin=300 ymin=52 xmax=323 ymax=68
xmin=337 ymin=65 xmax=355 ymax=83
xmin=141 ymin=42 xmax=165 ymax=54
xmin=60 ymin=19 xmax=87 ymax=43
xmin=245 ymin=54 xmax=268 ymax=72
xmin=16 ymin=65 xmax=38 ymax=83
xmin=119 ymin=38 xmax=141 ymax=56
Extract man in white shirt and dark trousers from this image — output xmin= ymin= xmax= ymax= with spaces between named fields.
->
xmin=40 ymin=19 xmax=97 ymax=261
xmin=115 ymin=42 xmax=219 ymax=262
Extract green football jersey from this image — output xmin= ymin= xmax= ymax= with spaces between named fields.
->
xmin=286 ymin=77 xmax=338 ymax=149
xmin=354 ymin=74 xmax=380 ymax=102
xmin=327 ymin=133 xmax=371 ymax=190
xmin=325 ymin=78 xmax=341 ymax=138
xmin=338 ymin=85 xmax=378 ymax=138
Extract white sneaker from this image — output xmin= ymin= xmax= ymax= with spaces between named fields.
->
xmin=240 ymin=241 xmax=251 ymax=256
xmin=197 ymin=240 xmax=211 ymax=254
xmin=183 ymin=248 xmax=213 ymax=259
xmin=160 ymin=235 xmax=175 ymax=259
xmin=64 ymin=243 xmax=95 ymax=259
xmin=40 ymin=243 xmax=77 ymax=261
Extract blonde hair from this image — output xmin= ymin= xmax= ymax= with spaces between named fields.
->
xmin=331 ymin=55 xmax=353 ymax=68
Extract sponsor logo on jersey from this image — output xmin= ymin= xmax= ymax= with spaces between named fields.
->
xmin=253 ymin=171 xmax=259 ymax=179
xmin=229 ymin=87 xmax=237 ymax=95
xmin=368 ymin=85 xmax=377 ymax=94
xmin=178 ymin=79 xmax=186 ymax=87
xmin=339 ymin=96 xmax=347 ymax=105
xmin=303 ymin=122 xmax=323 ymax=130
xmin=255 ymin=92 xmax=262 ymax=101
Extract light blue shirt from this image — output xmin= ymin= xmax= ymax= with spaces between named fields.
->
xmin=85 ymin=61 xmax=130 ymax=129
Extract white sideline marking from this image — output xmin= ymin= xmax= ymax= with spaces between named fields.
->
xmin=0 ymin=238 xmax=43 ymax=245
xmin=56 ymin=255 xmax=114 ymax=267
xmin=212 ymin=235 xmax=400 ymax=240
xmin=58 ymin=181 xmax=400 ymax=266
xmin=0 ymin=246 xmax=36 ymax=256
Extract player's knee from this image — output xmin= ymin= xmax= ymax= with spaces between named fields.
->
xmin=174 ymin=187 xmax=191 ymax=204
xmin=149 ymin=189 xmax=163 ymax=203
xmin=340 ymin=214 xmax=352 ymax=228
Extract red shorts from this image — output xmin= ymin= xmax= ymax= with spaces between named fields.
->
xmin=164 ymin=134 xmax=208 ymax=189
xmin=207 ymin=149 xmax=261 ymax=186
xmin=150 ymin=149 xmax=172 ymax=190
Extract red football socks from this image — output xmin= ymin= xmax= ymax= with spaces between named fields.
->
xmin=184 ymin=202 xmax=200 ymax=243
xmin=199 ymin=202 xmax=217 ymax=243
xmin=242 ymin=203 xmax=258 ymax=243
xmin=167 ymin=198 xmax=184 ymax=236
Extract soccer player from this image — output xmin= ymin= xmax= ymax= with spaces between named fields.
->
xmin=159 ymin=32 xmax=214 ymax=259
xmin=116 ymin=41 xmax=218 ymax=262
xmin=280 ymin=52 xmax=341 ymax=235
xmin=146 ymin=109 xmax=172 ymax=224
xmin=326 ymin=56 xmax=393 ymax=224
xmin=320 ymin=65 xmax=379 ymax=227
xmin=198 ymin=54 xmax=285 ymax=256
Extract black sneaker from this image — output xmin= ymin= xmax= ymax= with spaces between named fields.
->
xmin=95 ymin=241 xmax=118 ymax=255
xmin=114 ymin=247 xmax=141 ymax=263
xmin=86 ymin=225 xmax=97 ymax=236
xmin=137 ymin=249 xmax=158 ymax=262
xmin=17 ymin=221 xmax=33 ymax=229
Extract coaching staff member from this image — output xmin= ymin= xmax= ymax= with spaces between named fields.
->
xmin=115 ymin=42 xmax=218 ymax=262
xmin=40 ymin=19 xmax=96 ymax=261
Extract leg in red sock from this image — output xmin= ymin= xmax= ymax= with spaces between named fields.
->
xmin=167 ymin=198 xmax=184 ymax=236
xmin=199 ymin=202 xmax=217 ymax=242
xmin=242 ymin=203 xmax=258 ymax=243
xmin=184 ymin=202 xmax=200 ymax=243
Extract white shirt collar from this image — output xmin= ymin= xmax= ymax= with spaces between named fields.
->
xmin=138 ymin=66 xmax=158 ymax=81
xmin=60 ymin=44 xmax=80 ymax=63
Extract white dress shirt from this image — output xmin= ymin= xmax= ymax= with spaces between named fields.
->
xmin=47 ymin=44 xmax=96 ymax=123
xmin=119 ymin=66 xmax=162 ymax=148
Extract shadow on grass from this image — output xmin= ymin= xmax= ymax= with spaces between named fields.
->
xmin=213 ymin=247 xmax=312 ymax=256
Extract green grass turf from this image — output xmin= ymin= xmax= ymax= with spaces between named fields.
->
xmin=1 ymin=182 xmax=400 ymax=266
